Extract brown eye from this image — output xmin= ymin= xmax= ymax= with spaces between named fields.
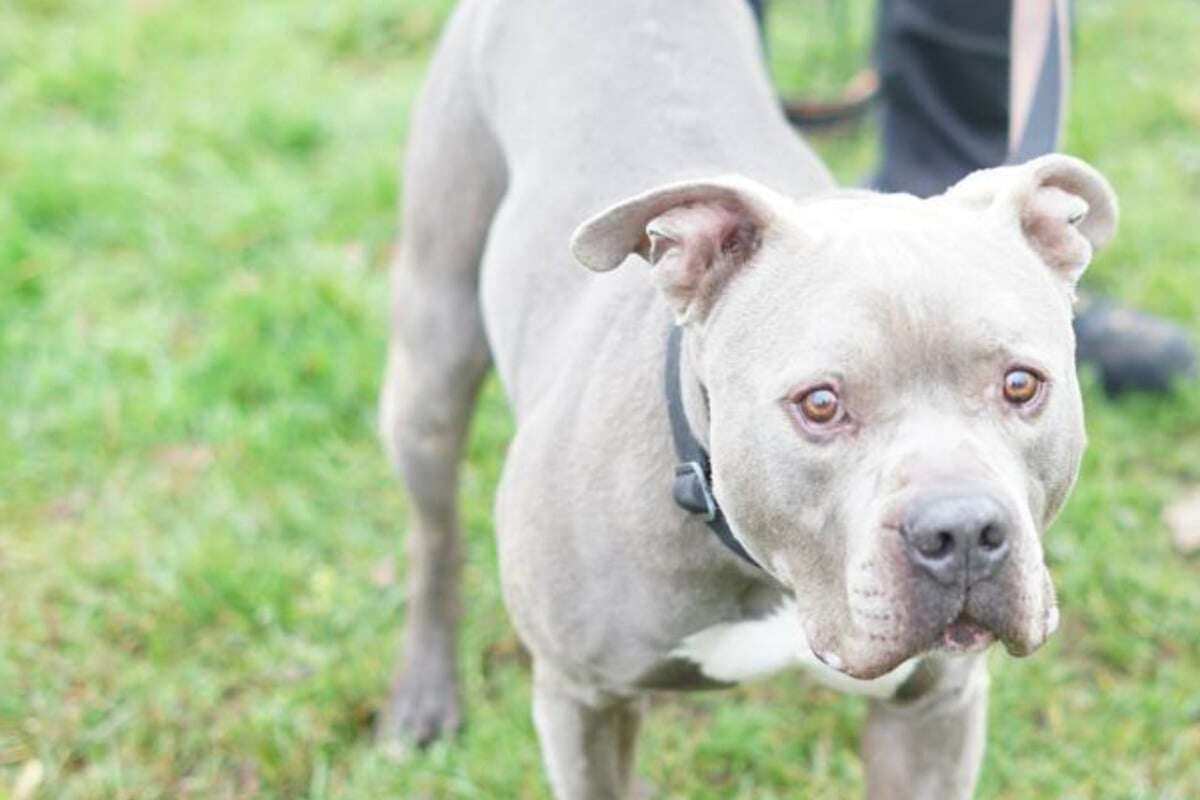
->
xmin=798 ymin=386 xmax=841 ymax=424
xmin=1003 ymin=368 xmax=1042 ymax=404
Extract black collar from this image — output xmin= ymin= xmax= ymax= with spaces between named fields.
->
xmin=665 ymin=325 xmax=762 ymax=570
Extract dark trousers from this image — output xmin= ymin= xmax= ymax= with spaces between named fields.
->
xmin=753 ymin=0 xmax=1071 ymax=197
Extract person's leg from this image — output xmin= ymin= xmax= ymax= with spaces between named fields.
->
xmin=872 ymin=0 xmax=1011 ymax=197
xmin=865 ymin=0 xmax=1195 ymax=394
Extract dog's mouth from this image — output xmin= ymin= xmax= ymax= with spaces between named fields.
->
xmin=939 ymin=612 xmax=996 ymax=654
xmin=803 ymin=551 xmax=1059 ymax=679
xmin=808 ymin=610 xmax=1000 ymax=679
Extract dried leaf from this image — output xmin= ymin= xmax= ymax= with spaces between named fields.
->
xmin=14 ymin=759 xmax=45 ymax=800
xmin=1165 ymin=491 xmax=1200 ymax=555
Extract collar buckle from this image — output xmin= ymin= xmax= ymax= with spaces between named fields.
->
xmin=673 ymin=461 xmax=718 ymax=522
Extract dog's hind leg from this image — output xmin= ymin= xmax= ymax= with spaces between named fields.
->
xmin=376 ymin=1 xmax=506 ymax=750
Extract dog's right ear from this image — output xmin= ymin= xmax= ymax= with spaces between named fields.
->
xmin=570 ymin=176 xmax=779 ymax=324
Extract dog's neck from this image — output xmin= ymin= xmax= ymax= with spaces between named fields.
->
xmin=667 ymin=324 xmax=767 ymax=572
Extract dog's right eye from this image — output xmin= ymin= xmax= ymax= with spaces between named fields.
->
xmin=797 ymin=386 xmax=841 ymax=424
xmin=1002 ymin=368 xmax=1043 ymax=405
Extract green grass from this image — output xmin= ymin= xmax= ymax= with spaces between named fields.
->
xmin=2 ymin=0 xmax=1199 ymax=797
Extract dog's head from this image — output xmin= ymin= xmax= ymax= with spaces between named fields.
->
xmin=572 ymin=156 xmax=1117 ymax=678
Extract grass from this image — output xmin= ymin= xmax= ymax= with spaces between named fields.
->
xmin=1 ymin=0 xmax=1199 ymax=797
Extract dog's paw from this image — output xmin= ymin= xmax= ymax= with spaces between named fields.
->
xmin=375 ymin=668 xmax=463 ymax=753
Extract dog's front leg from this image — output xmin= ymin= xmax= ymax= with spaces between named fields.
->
xmin=861 ymin=654 xmax=989 ymax=800
xmin=532 ymin=662 xmax=644 ymax=800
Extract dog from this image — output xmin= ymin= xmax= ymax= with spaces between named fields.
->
xmin=376 ymin=1 xmax=1117 ymax=797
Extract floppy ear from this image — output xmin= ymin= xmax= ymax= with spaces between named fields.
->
xmin=570 ymin=176 xmax=778 ymax=323
xmin=945 ymin=154 xmax=1118 ymax=289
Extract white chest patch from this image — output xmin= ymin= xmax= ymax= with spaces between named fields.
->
xmin=669 ymin=600 xmax=918 ymax=698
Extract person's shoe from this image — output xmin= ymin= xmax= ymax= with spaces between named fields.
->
xmin=1073 ymin=292 xmax=1196 ymax=396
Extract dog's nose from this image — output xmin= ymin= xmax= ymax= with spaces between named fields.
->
xmin=901 ymin=490 xmax=1011 ymax=586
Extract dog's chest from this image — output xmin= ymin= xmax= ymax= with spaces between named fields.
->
xmin=668 ymin=600 xmax=917 ymax=698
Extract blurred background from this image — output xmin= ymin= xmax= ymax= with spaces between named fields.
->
xmin=1 ymin=0 xmax=1198 ymax=797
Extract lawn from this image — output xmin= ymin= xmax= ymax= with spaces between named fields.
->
xmin=1 ymin=0 xmax=1199 ymax=797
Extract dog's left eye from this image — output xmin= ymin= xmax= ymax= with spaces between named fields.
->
xmin=1002 ymin=368 xmax=1042 ymax=405
xmin=797 ymin=386 xmax=841 ymax=424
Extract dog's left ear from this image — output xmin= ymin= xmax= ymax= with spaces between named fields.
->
xmin=571 ymin=175 xmax=780 ymax=323
xmin=945 ymin=154 xmax=1118 ymax=288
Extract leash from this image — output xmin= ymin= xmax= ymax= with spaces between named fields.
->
xmin=665 ymin=325 xmax=762 ymax=570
